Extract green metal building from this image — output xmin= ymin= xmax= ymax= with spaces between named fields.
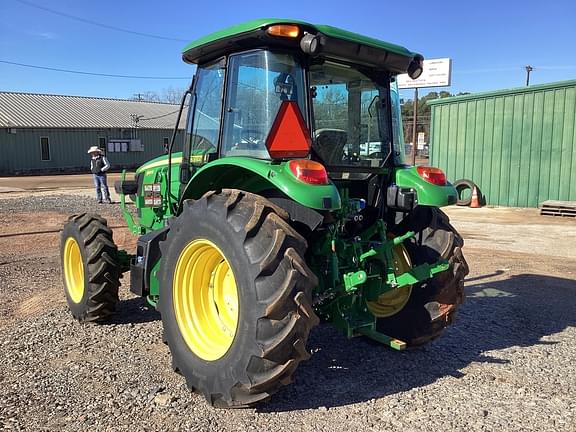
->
xmin=429 ymin=80 xmax=576 ymax=207
xmin=0 ymin=92 xmax=186 ymax=175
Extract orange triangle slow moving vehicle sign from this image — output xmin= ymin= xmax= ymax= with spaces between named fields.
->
xmin=265 ymin=101 xmax=312 ymax=159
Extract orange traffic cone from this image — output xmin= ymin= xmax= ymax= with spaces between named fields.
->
xmin=470 ymin=185 xmax=481 ymax=208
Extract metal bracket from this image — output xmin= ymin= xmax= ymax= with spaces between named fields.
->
xmin=343 ymin=270 xmax=367 ymax=292
xmin=119 ymin=170 xmax=141 ymax=235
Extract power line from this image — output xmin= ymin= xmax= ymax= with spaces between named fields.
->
xmin=12 ymin=0 xmax=188 ymax=42
xmin=140 ymin=109 xmax=181 ymax=121
xmin=0 ymin=60 xmax=190 ymax=80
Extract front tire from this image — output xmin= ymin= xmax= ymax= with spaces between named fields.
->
xmin=158 ymin=190 xmax=319 ymax=408
xmin=60 ymin=213 xmax=120 ymax=322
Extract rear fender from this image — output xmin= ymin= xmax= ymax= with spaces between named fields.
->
xmin=395 ymin=166 xmax=457 ymax=207
xmin=179 ymin=157 xmax=341 ymax=213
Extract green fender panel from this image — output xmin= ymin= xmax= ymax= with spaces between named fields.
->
xmin=395 ymin=166 xmax=457 ymax=207
xmin=179 ymin=157 xmax=341 ymax=211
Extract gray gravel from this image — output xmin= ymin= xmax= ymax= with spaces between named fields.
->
xmin=1 ymin=193 xmax=575 ymax=431
xmin=0 ymin=193 xmax=126 ymax=218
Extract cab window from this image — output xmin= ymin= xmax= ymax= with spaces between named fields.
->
xmin=221 ymin=50 xmax=306 ymax=159
xmin=187 ymin=60 xmax=225 ymax=164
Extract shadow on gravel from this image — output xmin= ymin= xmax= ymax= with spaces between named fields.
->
xmin=260 ymin=273 xmax=576 ymax=412
xmin=105 ymin=297 xmax=160 ymax=325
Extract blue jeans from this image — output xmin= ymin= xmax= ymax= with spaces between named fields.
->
xmin=93 ymin=174 xmax=111 ymax=202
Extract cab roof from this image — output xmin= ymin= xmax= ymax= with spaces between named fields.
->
xmin=182 ymin=19 xmax=422 ymax=74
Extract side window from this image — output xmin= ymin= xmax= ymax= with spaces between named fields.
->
xmin=187 ymin=61 xmax=225 ymax=164
xmin=40 ymin=137 xmax=50 ymax=161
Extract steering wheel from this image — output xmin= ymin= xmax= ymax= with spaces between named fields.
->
xmin=240 ymin=129 xmax=267 ymax=147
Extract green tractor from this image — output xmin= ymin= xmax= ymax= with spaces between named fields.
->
xmin=60 ymin=19 xmax=468 ymax=408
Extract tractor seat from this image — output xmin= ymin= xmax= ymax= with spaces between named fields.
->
xmin=314 ymin=128 xmax=348 ymax=165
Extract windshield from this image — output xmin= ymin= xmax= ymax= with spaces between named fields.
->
xmin=310 ymin=62 xmax=398 ymax=169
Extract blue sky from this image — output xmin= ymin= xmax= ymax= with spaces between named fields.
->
xmin=1 ymin=0 xmax=575 ymax=101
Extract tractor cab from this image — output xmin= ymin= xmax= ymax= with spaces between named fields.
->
xmin=179 ymin=20 xmax=422 ymax=183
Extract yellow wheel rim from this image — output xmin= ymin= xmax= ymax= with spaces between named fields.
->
xmin=366 ymin=243 xmax=413 ymax=318
xmin=173 ymin=239 xmax=239 ymax=361
xmin=63 ymin=237 xmax=85 ymax=304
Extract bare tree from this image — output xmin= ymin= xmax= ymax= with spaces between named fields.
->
xmin=161 ymin=86 xmax=186 ymax=104
xmin=131 ymin=87 xmax=186 ymax=104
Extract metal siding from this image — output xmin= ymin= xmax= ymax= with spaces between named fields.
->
xmin=463 ymin=100 xmax=476 ymax=182
xmin=429 ymin=80 xmax=576 ymax=207
xmin=508 ymin=95 xmax=523 ymax=207
xmin=447 ymin=103 xmax=458 ymax=179
xmin=559 ymin=88 xmax=574 ymax=200
xmin=454 ymin=102 xmax=467 ymax=181
xmin=1 ymin=128 xmax=183 ymax=174
xmin=550 ymin=89 xmax=565 ymax=200
xmin=566 ymin=88 xmax=576 ymax=201
xmin=473 ymin=99 xmax=486 ymax=190
xmin=490 ymin=97 xmax=503 ymax=205
xmin=528 ymin=92 xmax=544 ymax=207
xmin=518 ymin=92 xmax=533 ymax=207
xmin=538 ymin=91 xmax=554 ymax=204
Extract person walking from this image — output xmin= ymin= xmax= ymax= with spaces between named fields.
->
xmin=87 ymin=146 xmax=112 ymax=204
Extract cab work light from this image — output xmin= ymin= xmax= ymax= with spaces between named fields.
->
xmin=266 ymin=24 xmax=300 ymax=38
xmin=289 ymin=160 xmax=329 ymax=185
xmin=417 ymin=166 xmax=447 ymax=186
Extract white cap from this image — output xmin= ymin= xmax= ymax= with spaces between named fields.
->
xmin=87 ymin=146 xmax=102 ymax=154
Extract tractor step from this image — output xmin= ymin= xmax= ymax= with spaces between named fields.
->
xmin=540 ymin=200 xmax=576 ymax=218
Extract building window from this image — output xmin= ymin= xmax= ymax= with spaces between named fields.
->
xmin=40 ymin=137 xmax=50 ymax=161
xmin=99 ymin=137 xmax=107 ymax=151
xmin=163 ymin=137 xmax=169 ymax=153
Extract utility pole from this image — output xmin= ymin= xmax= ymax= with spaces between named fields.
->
xmin=525 ymin=65 xmax=533 ymax=86
xmin=411 ymin=87 xmax=418 ymax=166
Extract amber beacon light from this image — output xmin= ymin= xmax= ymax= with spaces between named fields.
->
xmin=266 ymin=24 xmax=300 ymax=38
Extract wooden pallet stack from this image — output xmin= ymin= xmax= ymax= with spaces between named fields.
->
xmin=539 ymin=200 xmax=576 ymax=218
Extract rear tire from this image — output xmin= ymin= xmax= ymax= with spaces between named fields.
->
xmin=378 ymin=207 xmax=469 ymax=346
xmin=158 ymin=190 xmax=319 ymax=408
xmin=60 ymin=213 xmax=120 ymax=322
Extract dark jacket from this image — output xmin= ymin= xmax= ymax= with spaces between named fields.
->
xmin=90 ymin=155 xmax=110 ymax=175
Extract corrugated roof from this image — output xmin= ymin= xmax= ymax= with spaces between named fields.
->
xmin=427 ymin=79 xmax=576 ymax=105
xmin=0 ymin=91 xmax=188 ymax=129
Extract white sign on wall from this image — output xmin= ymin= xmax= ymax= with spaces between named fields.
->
xmin=397 ymin=58 xmax=452 ymax=89
xmin=417 ymin=132 xmax=426 ymax=149
xmin=107 ymin=139 xmax=143 ymax=152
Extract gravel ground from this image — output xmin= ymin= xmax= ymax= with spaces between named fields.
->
xmin=0 ymin=193 xmax=575 ymax=431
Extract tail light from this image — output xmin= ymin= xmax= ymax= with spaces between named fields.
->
xmin=289 ymin=160 xmax=329 ymax=185
xmin=417 ymin=166 xmax=447 ymax=186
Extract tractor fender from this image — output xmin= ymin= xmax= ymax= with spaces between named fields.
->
xmin=179 ymin=157 xmax=341 ymax=213
xmin=395 ymin=166 xmax=457 ymax=207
